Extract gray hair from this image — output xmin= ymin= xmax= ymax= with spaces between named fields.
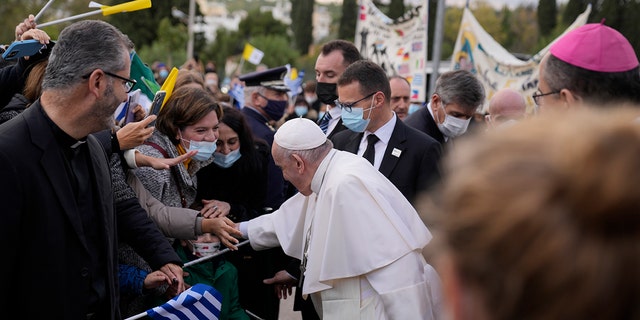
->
xmin=42 ymin=20 xmax=132 ymax=90
xmin=243 ymin=86 xmax=265 ymax=105
xmin=434 ymin=70 xmax=486 ymax=112
xmin=274 ymin=139 xmax=333 ymax=167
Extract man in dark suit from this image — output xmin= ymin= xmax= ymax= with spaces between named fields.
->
xmin=314 ymin=40 xmax=363 ymax=139
xmin=331 ymin=60 xmax=442 ymax=204
xmin=405 ymin=70 xmax=485 ymax=148
xmin=0 ymin=20 xmax=183 ymax=319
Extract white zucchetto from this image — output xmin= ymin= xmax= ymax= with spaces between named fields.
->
xmin=275 ymin=118 xmax=327 ymax=150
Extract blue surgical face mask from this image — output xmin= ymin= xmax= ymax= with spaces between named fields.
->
xmin=183 ymin=138 xmax=218 ymax=161
xmin=213 ymin=148 xmax=242 ymax=168
xmin=159 ymin=69 xmax=169 ymax=79
xmin=318 ymin=111 xmax=326 ymax=120
xmin=294 ymin=105 xmax=308 ymax=117
xmin=341 ymin=97 xmax=375 ymax=133
xmin=408 ymin=103 xmax=422 ymax=115
xmin=261 ymin=95 xmax=287 ymax=121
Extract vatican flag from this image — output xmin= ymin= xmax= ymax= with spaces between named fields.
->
xmin=242 ymin=43 xmax=264 ymax=65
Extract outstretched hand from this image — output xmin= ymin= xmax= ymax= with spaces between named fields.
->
xmin=135 ymin=150 xmax=197 ymax=170
xmin=202 ymin=217 xmax=242 ymax=249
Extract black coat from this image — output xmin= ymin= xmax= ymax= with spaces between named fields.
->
xmin=0 ymin=102 xmax=180 ymax=319
xmin=331 ymin=117 xmax=442 ymax=204
xmin=404 ymin=105 xmax=446 ymax=145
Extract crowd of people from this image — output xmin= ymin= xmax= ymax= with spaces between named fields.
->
xmin=1 ymin=12 xmax=639 ymax=320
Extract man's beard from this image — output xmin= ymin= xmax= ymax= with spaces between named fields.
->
xmin=91 ymin=83 xmax=120 ymax=131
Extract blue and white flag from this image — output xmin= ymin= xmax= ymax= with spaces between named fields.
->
xmin=147 ymin=283 xmax=223 ymax=320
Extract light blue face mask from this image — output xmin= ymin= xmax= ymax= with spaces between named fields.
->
xmin=341 ymin=97 xmax=376 ymax=133
xmin=408 ymin=103 xmax=422 ymax=115
xmin=212 ymin=148 xmax=242 ymax=168
xmin=317 ymin=111 xmax=326 ymax=120
xmin=294 ymin=105 xmax=308 ymax=117
xmin=183 ymin=139 xmax=218 ymax=161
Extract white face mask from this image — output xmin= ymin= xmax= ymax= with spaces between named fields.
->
xmin=189 ymin=240 xmax=220 ymax=257
xmin=437 ymin=108 xmax=471 ymax=138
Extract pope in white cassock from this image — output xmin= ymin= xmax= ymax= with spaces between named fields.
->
xmin=237 ymin=118 xmax=442 ymax=319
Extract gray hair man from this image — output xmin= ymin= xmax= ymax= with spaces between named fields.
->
xmin=405 ymin=70 xmax=485 ymax=145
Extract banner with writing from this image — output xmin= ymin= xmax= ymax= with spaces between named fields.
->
xmin=451 ymin=5 xmax=592 ymax=112
xmin=355 ymin=0 xmax=428 ymax=102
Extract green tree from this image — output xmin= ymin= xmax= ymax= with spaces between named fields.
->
xmin=291 ymin=0 xmax=314 ymax=54
xmin=562 ymin=0 xmax=588 ymax=25
xmin=538 ymin=0 xmax=557 ymax=36
xmin=136 ymin=18 xmax=188 ymax=68
xmin=238 ymin=9 xmax=289 ymax=40
xmin=107 ymin=0 xmax=191 ymax=50
xmin=339 ymin=0 xmax=358 ymax=41
xmin=250 ymin=35 xmax=300 ymax=69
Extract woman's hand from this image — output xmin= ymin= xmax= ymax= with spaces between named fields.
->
xmin=200 ymin=199 xmax=231 ymax=218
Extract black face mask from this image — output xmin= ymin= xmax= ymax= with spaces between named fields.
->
xmin=316 ymin=82 xmax=338 ymax=105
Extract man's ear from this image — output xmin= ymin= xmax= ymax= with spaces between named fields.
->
xmin=251 ymin=92 xmax=263 ymax=107
xmin=85 ymin=69 xmax=106 ymax=98
xmin=292 ymin=154 xmax=305 ymax=173
xmin=559 ymin=88 xmax=582 ymax=109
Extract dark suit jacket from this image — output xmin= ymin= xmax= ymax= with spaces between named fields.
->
xmin=331 ymin=117 xmax=442 ymax=204
xmin=0 ymin=102 xmax=179 ymax=319
xmin=404 ymin=105 xmax=445 ymax=145
xmin=242 ymin=106 xmax=287 ymax=210
xmin=326 ymin=117 xmax=348 ymax=140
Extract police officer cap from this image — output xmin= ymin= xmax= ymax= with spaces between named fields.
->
xmin=239 ymin=66 xmax=290 ymax=92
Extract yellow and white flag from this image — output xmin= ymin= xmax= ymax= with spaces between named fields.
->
xmin=242 ymin=43 xmax=264 ymax=65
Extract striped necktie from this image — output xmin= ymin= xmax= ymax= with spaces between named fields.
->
xmin=318 ymin=112 xmax=332 ymax=134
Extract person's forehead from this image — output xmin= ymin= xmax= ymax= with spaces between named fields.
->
xmin=446 ymin=102 xmax=476 ymax=117
xmin=337 ymin=81 xmax=362 ymax=99
xmin=316 ymin=51 xmax=347 ymax=73
xmin=390 ymin=78 xmax=411 ymax=94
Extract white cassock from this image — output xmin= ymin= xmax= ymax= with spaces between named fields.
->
xmin=247 ymin=149 xmax=442 ymax=319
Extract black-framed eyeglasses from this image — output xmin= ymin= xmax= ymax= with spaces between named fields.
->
xmin=334 ymin=91 xmax=377 ymax=112
xmin=82 ymin=70 xmax=137 ymax=93
xmin=532 ymin=90 xmax=559 ymax=106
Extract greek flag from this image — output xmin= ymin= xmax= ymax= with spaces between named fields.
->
xmin=147 ymin=283 xmax=223 ymax=320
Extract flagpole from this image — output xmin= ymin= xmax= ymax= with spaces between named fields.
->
xmin=427 ymin=0 xmax=445 ymax=96
xmin=34 ymin=0 xmax=55 ymax=22
xmin=183 ymin=240 xmax=250 ymax=267
xmin=37 ymin=9 xmax=102 ymax=27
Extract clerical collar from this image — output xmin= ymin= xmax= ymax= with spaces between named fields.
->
xmin=37 ymin=102 xmax=87 ymax=149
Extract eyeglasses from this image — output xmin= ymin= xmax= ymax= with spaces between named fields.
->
xmin=82 ymin=69 xmax=137 ymax=93
xmin=532 ymin=90 xmax=559 ymax=106
xmin=334 ymin=91 xmax=377 ymax=112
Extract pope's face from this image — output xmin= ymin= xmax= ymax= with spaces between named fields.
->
xmin=273 ymin=145 xmax=313 ymax=196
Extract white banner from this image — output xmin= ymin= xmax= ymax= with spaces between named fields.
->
xmin=451 ymin=5 xmax=592 ymax=112
xmin=355 ymin=0 xmax=428 ymax=102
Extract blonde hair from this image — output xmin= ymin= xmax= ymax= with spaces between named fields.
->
xmin=436 ymin=107 xmax=640 ymax=319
